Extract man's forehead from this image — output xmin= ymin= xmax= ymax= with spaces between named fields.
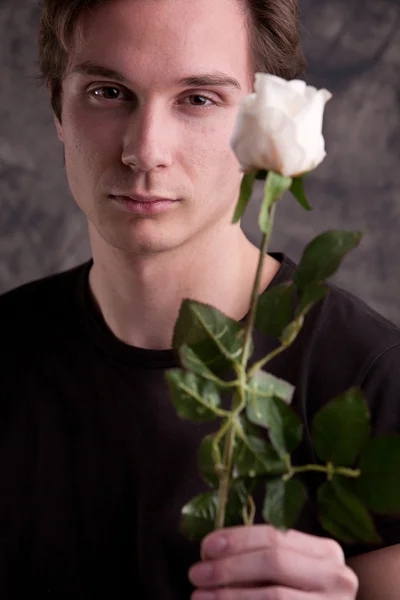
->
xmin=67 ymin=0 xmax=253 ymax=90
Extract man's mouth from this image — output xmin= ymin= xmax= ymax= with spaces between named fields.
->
xmin=114 ymin=193 xmax=177 ymax=203
xmin=111 ymin=194 xmax=179 ymax=215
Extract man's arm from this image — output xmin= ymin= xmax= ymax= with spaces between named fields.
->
xmin=347 ymin=545 xmax=400 ymax=599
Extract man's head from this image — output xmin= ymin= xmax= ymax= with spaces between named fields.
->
xmin=37 ymin=0 xmax=305 ymax=255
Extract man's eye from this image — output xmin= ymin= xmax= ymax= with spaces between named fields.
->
xmin=185 ymin=94 xmax=216 ymax=108
xmin=90 ymin=87 xmax=129 ymax=100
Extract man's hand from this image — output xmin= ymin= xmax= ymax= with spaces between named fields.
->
xmin=188 ymin=525 xmax=358 ymax=599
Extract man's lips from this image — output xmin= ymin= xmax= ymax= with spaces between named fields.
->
xmin=112 ymin=193 xmax=177 ymax=203
xmin=111 ymin=194 xmax=179 ymax=215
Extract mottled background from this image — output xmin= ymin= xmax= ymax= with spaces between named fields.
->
xmin=1 ymin=0 xmax=399 ymax=324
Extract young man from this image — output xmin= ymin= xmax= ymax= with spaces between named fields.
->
xmin=1 ymin=0 xmax=399 ymax=597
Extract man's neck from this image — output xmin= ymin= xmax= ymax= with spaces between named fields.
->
xmin=88 ymin=224 xmax=281 ymax=350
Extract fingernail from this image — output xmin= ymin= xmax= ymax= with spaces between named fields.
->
xmin=189 ymin=562 xmax=214 ymax=585
xmin=204 ymin=534 xmax=228 ymax=558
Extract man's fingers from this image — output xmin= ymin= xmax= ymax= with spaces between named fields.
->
xmin=191 ymin=587 xmax=316 ymax=600
xmin=201 ymin=525 xmax=344 ymax=563
xmin=190 ymin=546 xmax=357 ymax=591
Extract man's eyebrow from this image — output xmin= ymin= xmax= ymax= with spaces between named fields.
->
xmin=70 ymin=62 xmax=130 ymax=83
xmin=178 ymin=73 xmax=241 ymax=90
xmin=70 ymin=61 xmax=241 ymax=90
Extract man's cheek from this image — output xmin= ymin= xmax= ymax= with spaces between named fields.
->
xmin=66 ymin=130 xmax=112 ymax=173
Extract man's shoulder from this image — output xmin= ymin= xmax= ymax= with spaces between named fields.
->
xmin=0 ymin=261 xmax=90 ymax=337
xmin=319 ymin=282 xmax=400 ymax=347
xmin=299 ymin=280 xmax=400 ymax=390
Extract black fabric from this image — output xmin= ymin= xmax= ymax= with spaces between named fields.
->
xmin=1 ymin=253 xmax=400 ymax=599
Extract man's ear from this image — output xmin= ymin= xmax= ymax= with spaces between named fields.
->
xmin=54 ymin=115 xmax=65 ymax=144
xmin=47 ymin=80 xmax=65 ymax=143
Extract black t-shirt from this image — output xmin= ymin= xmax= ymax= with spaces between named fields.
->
xmin=1 ymin=254 xmax=400 ymax=599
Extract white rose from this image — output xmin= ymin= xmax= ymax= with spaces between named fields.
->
xmin=231 ymin=73 xmax=332 ymax=178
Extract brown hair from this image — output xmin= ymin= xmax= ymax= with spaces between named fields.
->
xmin=38 ymin=0 xmax=306 ymax=123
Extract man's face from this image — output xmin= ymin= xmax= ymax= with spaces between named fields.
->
xmin=56 ymin=0 xmax=254 ymax=254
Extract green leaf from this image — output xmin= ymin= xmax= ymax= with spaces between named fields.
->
xmin=246 ymin=396 xmax=303 ymax=458
xmin=267 ymin=399 xmax=303 ymax=458
xmin=255 ymin=282 xmax=294 ymax=338
xmin=197 ymin=434 xmax=223 ymax=488
xmin=318 ymin=477 xmax=381 ymax=544
xmin=290 ymin=176 xmax=312 ymax=211
xmin=246 ymin=393 xmax=273 ymax=429
xmin=295 ymin=231 xmax=364 ymax=293
xmin=173 ymin=299 xmax=244 ymax=354
xmin=263 ymin=478 xmax=306 ymax=530
xmin=247 ymin=371 xmax=295 ymax=405
xmin=233 ymin=429 xmax=286 ymax=478
xmin=312 ymin=388 xmax=370 ymax=466
xmin=166 ymin=369 xmax=221 ymax=422
xmin=232 ymin=171 xmax=257 ymax=223
xmin=355 ymin=436 xmax=400 ymax=514
xmin=179 ymin=344 xmax=221 ymax=382
xmin=259 ymin=171 xmax=293 ymax=234
xmin=173 ymin=299 xmax=248 ymax=374
xmin=180 ymin=491 xmax=219 ymax=540
xmin=295 ymin=283 xmax=329 ymax=318
xmin=180 ymin=481 xmax=250 ymax=540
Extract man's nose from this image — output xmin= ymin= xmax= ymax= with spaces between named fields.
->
xmin=121 ymin=104 xmax=173 ymax=172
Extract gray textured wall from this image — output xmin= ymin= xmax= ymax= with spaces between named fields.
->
xmin=1 ymin=0 xmax=399 ymax=324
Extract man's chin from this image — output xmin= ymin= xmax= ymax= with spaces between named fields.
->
xmin=94 ymin=226 xmax=186 ymax=257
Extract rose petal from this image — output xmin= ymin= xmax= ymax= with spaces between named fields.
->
xmin=287 ymin=79 xmax=307 ymax=95
xmin=293 ymin=89 xmax=332 ymax=168
xmin=271 ymin=115 xmax=307 ymax=177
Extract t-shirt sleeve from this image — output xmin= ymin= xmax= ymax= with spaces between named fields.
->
xmin=362 ymin=342 xmax=400 ymax=436
xmin=344 ymin=342 xmax=400 ymax=558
